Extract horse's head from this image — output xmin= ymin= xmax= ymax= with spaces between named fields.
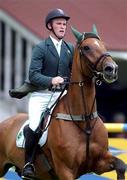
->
xmin=72 ymin=26 xmax=118 ymax=84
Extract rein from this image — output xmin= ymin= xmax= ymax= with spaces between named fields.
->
xmin=64 ymin=78 xmax=98 ymax=166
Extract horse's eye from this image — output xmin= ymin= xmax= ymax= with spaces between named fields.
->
xmin=83 ymin=46 xmax=90 ymax=51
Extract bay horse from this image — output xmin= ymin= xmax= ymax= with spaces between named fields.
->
xmin=0 ymin=26 xmax=126 ymax=180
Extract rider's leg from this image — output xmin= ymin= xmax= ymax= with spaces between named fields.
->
xmin=22 ymin=90 xmax=61 ymax=178
xmin=22 ymin=92 xmax=47 ymax=178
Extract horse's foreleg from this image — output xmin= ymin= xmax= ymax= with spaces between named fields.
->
xmin=57 ymin=170 xmax=74 ymax=180
xmin=95 ymin=153 xmax=126 ymax=180
xmin=55 ymin=165 xmax=75 ymax=180
xmin=52 ymin=156 xmax=75 ymax=180
xmin=113 ymin=156 xmax=126 ymax=180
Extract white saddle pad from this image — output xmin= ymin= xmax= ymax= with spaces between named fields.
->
xmin=16 ymin=120 xmax=49 ymax=148
xmin=16 ymin=92 xmax=67 ymax=148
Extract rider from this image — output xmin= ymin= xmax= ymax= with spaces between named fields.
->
xmin=22 ymin=8 xmax=74 ymax=179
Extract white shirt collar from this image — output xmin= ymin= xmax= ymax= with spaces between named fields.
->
xmin=50 ymin=36 xmax=62 ymax=56
xmin=50 ymin=36 xmax=62 ymax=46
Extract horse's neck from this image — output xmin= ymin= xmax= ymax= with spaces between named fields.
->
xmin=67 ymin=51 xmax=97 ymax=115
xmin=67 ymin=78 xmax=96 ymax=115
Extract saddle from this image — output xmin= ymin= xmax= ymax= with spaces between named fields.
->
xmin=9 ymin=81 xmax=43 ymax=99
xmin=9 ymin=78 xmax=69 ymax=99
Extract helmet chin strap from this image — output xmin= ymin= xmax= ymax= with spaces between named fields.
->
xmin=49 ymin=23 xmax=63 ymax=40
xmin=52 ymin=28 xmax=63 ymax=40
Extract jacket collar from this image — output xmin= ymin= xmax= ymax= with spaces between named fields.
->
xmin=45 ymin=37 xmax=59 ymax=58
xmin=45 ymin=37 xmax=69 ymax=60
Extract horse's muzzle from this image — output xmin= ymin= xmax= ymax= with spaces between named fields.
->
xmin=103 ymin=63 xmax=118 ymax=83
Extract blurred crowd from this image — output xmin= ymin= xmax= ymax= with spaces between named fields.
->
xmin=96 ymin=81 xmax=127 ymax=139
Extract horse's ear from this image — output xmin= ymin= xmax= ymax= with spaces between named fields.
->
xmin=92 ymin=24 xmax=99 ymax=36
xmin=71 ymin=26 xmax=84 ymax=42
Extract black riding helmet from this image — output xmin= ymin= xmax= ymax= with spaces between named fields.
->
xmin=45 ymin=8 xmax=70 ymax=30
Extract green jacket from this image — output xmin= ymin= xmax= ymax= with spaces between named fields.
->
xmin=29 ymin=37 xmax=74 ymax=89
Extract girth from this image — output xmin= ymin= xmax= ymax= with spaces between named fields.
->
xmin=56 ymin=111 xmax=98 ymax=121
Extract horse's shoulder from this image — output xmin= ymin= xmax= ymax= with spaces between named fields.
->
xmin=15 ymin=113 xmax=28 ymax=119
xmin=5 ymin=113 xmax=28 ymax=121
xmin=1 ymin=113 xmax=28 ymax=128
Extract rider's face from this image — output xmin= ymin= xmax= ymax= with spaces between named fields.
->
xmin=49 ymin=18 xmax=67 ymax=40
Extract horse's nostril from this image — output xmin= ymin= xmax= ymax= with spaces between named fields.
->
xmin=104 ymin=66 xmax=113 ymax=73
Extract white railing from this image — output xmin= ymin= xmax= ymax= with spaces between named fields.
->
xmin=0 ymin=10 xmax=41 ymax=116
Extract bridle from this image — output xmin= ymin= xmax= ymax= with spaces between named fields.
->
xmin=67 ymin=38 xmax=113 ymax=121
xmin=79 ymin=41 xmax=112 ymax=82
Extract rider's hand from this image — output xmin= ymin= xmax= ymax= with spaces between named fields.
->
xmin=51 ymin=76 xmax=64 ymax=86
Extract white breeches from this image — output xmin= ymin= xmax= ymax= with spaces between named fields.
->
xmin=28 ymin=90 xmax=63 ymax=131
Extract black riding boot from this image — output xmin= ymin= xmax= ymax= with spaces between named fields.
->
xmin=22 ymin=109 xmax=49 ymax=179
xmin=22 ymin=126 xmax=41 ymax=179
